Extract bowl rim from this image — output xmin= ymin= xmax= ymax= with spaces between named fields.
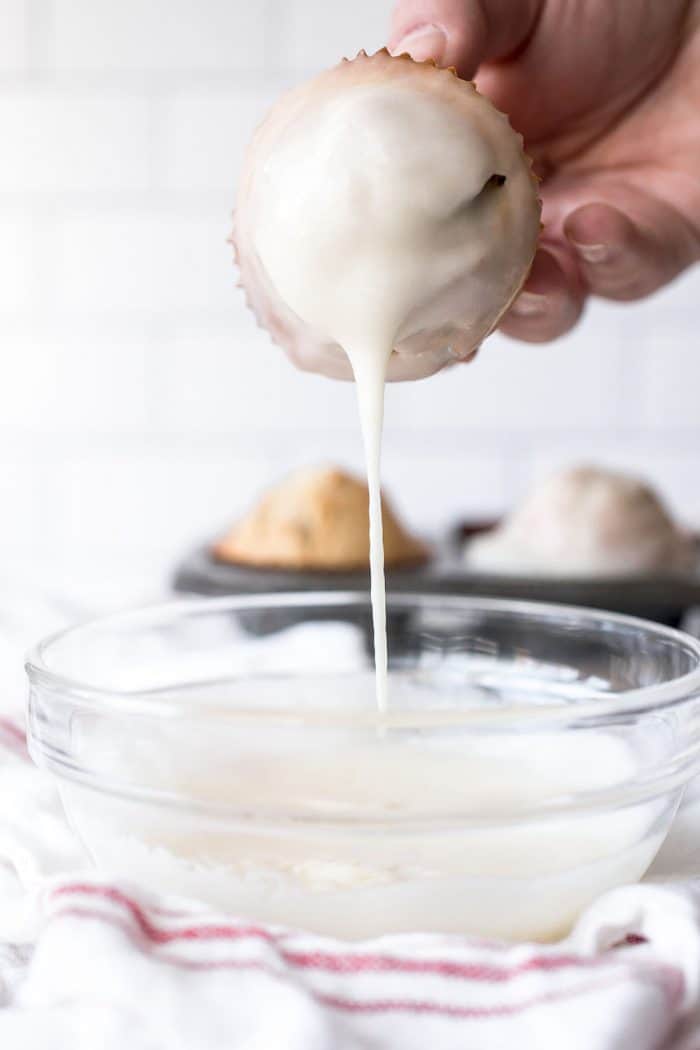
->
xmin=25 ymin=591 xmax=700 ymax=729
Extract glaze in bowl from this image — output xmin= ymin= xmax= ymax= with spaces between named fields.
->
xmin=26 ymin=594 xmax=700 ymax=941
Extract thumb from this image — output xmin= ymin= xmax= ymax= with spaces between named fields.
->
xmin=389 ymin=0 xmax=542 ymax=79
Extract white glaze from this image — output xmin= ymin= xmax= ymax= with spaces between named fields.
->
xmin=235 ymin=56 xmax=540 ymax=709
xmin=236 ymin=56 xmax=541 ymax=383
xmin=467 ymin=464 xmax=697 ymax=577
xmin=251 ymin=85 xmax=506 ymax=708
xmin=61 ymin=688 xmax=668 ymax=941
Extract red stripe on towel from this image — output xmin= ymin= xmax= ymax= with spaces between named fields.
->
xmin=48 ymin=904 xmax=684 ymax=1020
xmin=50 ymin=883 xmax=675 ymax=994
xmin=0 ymin=717 xmax=28 ymax=757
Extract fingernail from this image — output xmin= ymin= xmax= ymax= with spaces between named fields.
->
xmin=391 ymin=24 xmax=447 ymax=64
xmin=570 ymin=240 xmax=609 ymax=264
xmin=509 ymin=291 xmax=548 ymax=317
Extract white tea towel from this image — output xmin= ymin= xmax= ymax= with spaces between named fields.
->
xmin=0 ymin=875 xmax=698 ymax=1050
xmin=1 ymin=721 xmax=700 ymax=1050
xmin=2 ymin=594 xmax=700 ymax=1048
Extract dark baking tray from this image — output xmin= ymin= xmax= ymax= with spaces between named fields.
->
xmin=443 ymin=521 xmax=700 ymax=627
xmin=173 ymin=546 xmax=435 ymax=597
xmin=173 ymin=547 xmax=435 ymax=638
xmin=173 ymin=523 xmax=700 ymax=628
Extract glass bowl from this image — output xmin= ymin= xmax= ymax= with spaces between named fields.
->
xmin=26 ymin=593 xmax=700 ymax=942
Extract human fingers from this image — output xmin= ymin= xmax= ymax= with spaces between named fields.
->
xmin=499 ymin=244 xmax=586 ymax=342
xmin=500 ymin=173 xmax=700 ymax=341
xmin=388 ymin=0 xmax=543 ymax=79
xmin=563 ymin=197 xmax=700 ymax=302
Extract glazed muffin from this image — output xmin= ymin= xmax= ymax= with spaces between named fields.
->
xmin=213 ymin=466 xmax=428 ymax=571
xmin=231 ymin=49 xmax=541 ymax=382
xmin=465 ymin=465 xmax=696 ymax=577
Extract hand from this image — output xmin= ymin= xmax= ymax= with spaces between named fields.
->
xmin=390 ymin=0 xmax=700 ymax=342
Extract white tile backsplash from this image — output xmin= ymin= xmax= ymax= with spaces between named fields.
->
xmin=54 ymin=448 xmax=275 ymax=564
xmin=271 ymin=0 xmax=389 ymax=73
xmin=384 ymin=318 xmax=626 ymax=434
xmin=0 ymin=0 xmax=27 ymax=70
xmin=149 ymin=321 xmax=359 ymax=435
xmin=0 ymin=454 xmax=50 ymax=551
xmin=381 ymin=450 xmax=509 ymax=532
xmin=51 ymin=0 xmax=268 ymax=72
xmin=0 ymin=328 xmax=149 ymax=432
xmin=52 ymin=209 xmax=234 ymax=314
xmin=642 ymin=336 xmax=700 ymax=430
xmin=159 ymin=84 xmax=286 ymax=192
xmin=0 ymin=87 xmax=152 ymax=193
xmin=0 ymin=0 xmax=699 ymax=597
xmin=0 ymin=216 xmax=36 ymax=311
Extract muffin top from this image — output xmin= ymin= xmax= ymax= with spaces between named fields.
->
xmin=214 ymin=466 xmax=428 ymax=571
xmin=466 ymin=464 xmax=696 ymax=577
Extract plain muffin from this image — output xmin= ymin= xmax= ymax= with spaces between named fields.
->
xmin=214 ymin=466 xmax=428 ymax=571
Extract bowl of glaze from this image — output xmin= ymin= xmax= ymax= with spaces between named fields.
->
xmin=26 ymin=594 xmax=700 ymax=942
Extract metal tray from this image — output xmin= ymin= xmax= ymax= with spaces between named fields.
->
xmin=173 ymin=523 xmax=700 ymax=628
xmin=173 ymin=546 xmax=434 ymax=596
xmin=442 ymin=522 xmax=700 ymax=627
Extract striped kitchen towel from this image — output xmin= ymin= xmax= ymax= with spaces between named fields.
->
xmin=0 ymin=872 xmax=699 ymax=1049
xmin=2 ymin=712 xmax=700 ymax=1048
xmin=3 ymin=592 xmax=700 ymax=1045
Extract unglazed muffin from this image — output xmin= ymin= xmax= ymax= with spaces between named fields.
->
xmin=213 ymin=466 xmax=428 ymax=571
xmin=465 ymin=465 xmax=696 ymax=577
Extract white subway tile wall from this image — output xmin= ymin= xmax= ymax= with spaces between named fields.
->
xmin=51 ymin=0 xmax=268 ymax=72
xmin=0 ymin=1 xmax=27 ymax=71
xmin=0 ymin=0 xmax=698 ymax=596
xmin=0 ymin=88 xmax=153 ymax=192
